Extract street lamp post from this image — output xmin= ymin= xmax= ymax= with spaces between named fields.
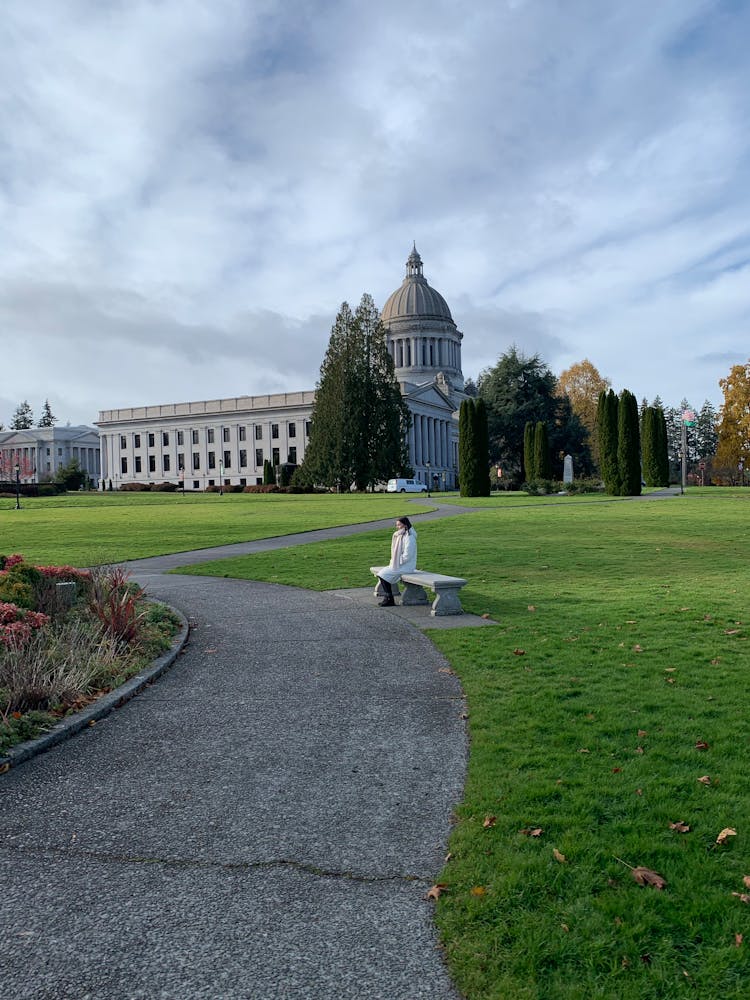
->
xmin=425 ymin=461 xmax=431 ymax=498
xmin=14 ymin=464 xmax=21 ymax=510
xmin=219 ymin=462 xmax=224 ymax=496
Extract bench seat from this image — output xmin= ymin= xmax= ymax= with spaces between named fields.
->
xmin=370 ymin=566 xmax=467 ymax=617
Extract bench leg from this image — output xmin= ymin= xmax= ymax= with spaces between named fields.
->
xmin=430 ymin=585 xmax=464 ymax=616
xmin=401 ymin=581 xmax=429 ymax=606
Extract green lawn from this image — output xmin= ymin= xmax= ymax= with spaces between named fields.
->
xmin=177 ymin=491 xmax=750 ymax=998
xmin=0 ymin=491 xmax=434 ymax=566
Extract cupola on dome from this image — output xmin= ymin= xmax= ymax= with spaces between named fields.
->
xmin=381 ymin=245 xmax=454 ymax=324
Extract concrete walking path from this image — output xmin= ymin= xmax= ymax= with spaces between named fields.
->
xmin=1 ymin=506 xmax=473 ymax=999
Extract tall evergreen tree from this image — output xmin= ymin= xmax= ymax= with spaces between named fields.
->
xmin=459 ymin=399 xmax=478 ymax=497
xmin=656 ymin=407 xmax=670 ymax=485
xmin=641 ymin=406 xmax=669 ymax=486
xmin=11 ymin=400 xmax=34 ymax=429
xmin=39 ymin=400 xmax=57 ymax=427
xmin=300 ymin=295 xmax=410 ymax=490
xmin=534 ymin=421 xmax=552 ymax=480
xmin=523 ymin=421 xmax=535 ymax=481
xmin=617 ymin=389 xmax=642 ymax=496
xmin=262 ymin=458 xmax=276 ymax=485
xmin=597 ymin=389 xmax=620 ymax=494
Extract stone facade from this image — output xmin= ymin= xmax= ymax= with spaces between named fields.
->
xmin=96 ymin=247 xmax=465 ymax=489
xmin=0 ymin=426 xmax=101 ymax=483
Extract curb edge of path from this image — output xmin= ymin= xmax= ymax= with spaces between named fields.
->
xmin=0 ymin=608 xmax=190 ymax=775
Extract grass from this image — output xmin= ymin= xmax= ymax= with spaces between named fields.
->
xmin=175 ymin=490 xmax=750 ymax=998
xmin=0 ymin=491 xmax=434 ymax=566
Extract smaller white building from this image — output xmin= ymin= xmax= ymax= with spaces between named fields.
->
xmin=0 ymin=426 xmax=101 ymax=483
xmin=97 ymin=392 xmax=314 ymax=489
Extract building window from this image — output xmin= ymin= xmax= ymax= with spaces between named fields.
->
xmin=305 ymin=421 xmax=312 ymax=437
xmin=121 ymin=457 xmax=128 ymax=474
xmin=240 ymin=477 xmax=246 ymax=486
xmin=272 ymin=448 xmax=280 ymax=466
xmin=149 ymin=455 xmax=156 ymax=473
xmin=207 ymin=429 xmax=215 ymax=444
xmin=163 ymin=454 xmax=171 ymax=472
xmin=192 ymin=430 xmax=199 ymax=445
xmin=193 ymin=452 xmax=200 ymax=470
xmin=177 ymin=431 xmax=184 ymax=446
xmin=134 ymin=434 xmax=141 ymax=447
xmin=239 ymin=449 xmax=247 ymax=467
xmin=223 ymin=427 xmax=230 ymax=443
xmin=193 ymin=480 xmax=199 ymax=489
xmin=177 ymin=453 xmax=184 ymax=470
xmin=254 ymin=425 xmax=262 ymax=440
xmin=208 ymin=451 xmax=216 ymax=469
xmin=288 ymin=422 xmax=296 ymax=438
xmin=162 ymin=432 xmax=169 ymax=446
xmin=135 ymin=456 xmax=142 ymax=473
xmin=120 ymin=435 xmax=126 ymax=449
xmin=288 ymin=447 xmax=297 ymax=464
xmin=223 ymin=451 xmax=231 ymax=469
xmin=148 ymin=433 xmax=155 ymax=448
xmin=271 ymin=423 xmax=279 ymax=439
xmin=255 ymin=448 xmax=263 ymax=467
xmin=239 ymin=426 xmax=246 ymax=441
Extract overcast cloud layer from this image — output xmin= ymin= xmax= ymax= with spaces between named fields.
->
xmin=2 ymin=0 xmax=748 ymax=427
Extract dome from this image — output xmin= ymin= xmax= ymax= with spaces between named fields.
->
xmin=381 ymin=245 xmax=454 ymax=325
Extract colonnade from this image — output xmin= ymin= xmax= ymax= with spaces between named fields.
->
xmin=391 ymin=336 xmax=460 ymax=371
xmin=408 ymin=413 xmax=455 ymax=470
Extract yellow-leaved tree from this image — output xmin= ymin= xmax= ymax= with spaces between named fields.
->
xmin=715 ymin=362 xmax=750 ymax=482
xmin=557 ymin=359 xmax=611 ymax=470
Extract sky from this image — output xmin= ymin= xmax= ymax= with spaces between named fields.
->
xmin=2 ymin=0 xmax=749 ymax=428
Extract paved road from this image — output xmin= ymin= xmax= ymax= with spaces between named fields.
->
xmin=1 ymin=517 xmax=468 ymax=999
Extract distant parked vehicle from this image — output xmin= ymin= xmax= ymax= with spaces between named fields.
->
xmin=386 ymin=478 xmax=428 ymax=493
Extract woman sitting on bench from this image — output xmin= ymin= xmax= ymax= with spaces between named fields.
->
xmin=376 ymin=516 xmax=417 ymax=607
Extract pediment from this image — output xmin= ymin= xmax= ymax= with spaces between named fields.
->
xmin=401 ymin=378 xmax=456 ymax=411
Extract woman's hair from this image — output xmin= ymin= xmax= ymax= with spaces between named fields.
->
xmin=397 ymin=516 xmax=412 ymax=530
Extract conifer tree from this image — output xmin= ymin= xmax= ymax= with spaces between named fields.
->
xmin=39 ymin=400 xmax=57 ymax=427
xmin=523 ymin=421 xmax=535 ymax=482
xmin=301 ymin=295 xmax=410 ymax=490
xmin=597 ymin=389 xmax=621 ymax=494
xmin=656 ymin=407 xmax=670 ymax=485
xmin=11 ymin=400 xmax=34 ymax=429
xmin=263 ymin=459 xmax=276 ymax=485
xmin=459 ymin=399 xmax=477 ymax=496
xmin=617 ymin=389 xmax=642 ymax=496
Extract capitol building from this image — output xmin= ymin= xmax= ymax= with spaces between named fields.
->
xmin=97 ymin=246 xmax=467 ymax=490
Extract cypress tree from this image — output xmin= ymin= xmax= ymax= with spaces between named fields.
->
xmin=534 ymin=421 xmax=552 ymax=480
xmin=459 ymin=399 xmax=478 ymax=497
xmin=474 ymin=398 xmax=491 ymax=496
xmin=523 ymin=421 xmax=535 ymax=482
xmin=641 ymin=407 xmax=658 ymax=486
xmin=656 ymin=407 xmax=670 ymax=486
xmin=597 ymin=389 xmax=621 ymax=494
xmin=262 ymin=459 xmax=276 ymax=485
xmin=617 ymin=389 xmax=642 ymax=496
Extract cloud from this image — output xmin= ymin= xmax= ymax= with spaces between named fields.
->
xmin=2 ymin=0 xmax=749 ymax=426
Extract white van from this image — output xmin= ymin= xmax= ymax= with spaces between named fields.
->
xmin=386 ymin=478 xmax=428 ymax=493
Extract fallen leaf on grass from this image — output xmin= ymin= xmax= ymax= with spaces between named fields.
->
xmin=426 ymin=884 xmax=448 ymax=901
xmin=635 ymin=788 xmax=643 ymax=796
xmin=512 ymin=648 xmax=526 ymax=656
xmin=710 ymin=658 xmax=721 ymax=665
xmin=578 ymin=748 xmax=590 ymax=754
xmin=612 ymin=767 xmax=622 ymax=773
xmin=470 ymin=886 xmax=487 ymax=896
xmin=669 ymin=821 xmax=691 ymax=833
xmin=666 ymin=677 xmax=676 ymax=684
xmin=734 ymin=934 xmax=743 ymax=947
xmin=520 ymin=827 xmax=544 ymax=837
xmin=716 ymin=828 xmax=737 ymax=845
xmin=743 ymin=875 xmax=750 ymax=889
xmin=527 ymin=605 xmax=536 ymax=612
xmin=695 ymin=741 xmax=710 ymax=750
xmin=561 ymin=923 xmax=569 ymax=932
xmin=724 ymin=629 xmax=741 ymax=635
xmin=731 ymin=893 xmax=750 ymax=904
xmin=553 ymin=848 xmax=567 ymax=863
xmin=634 ymin=746 xmax=644 ymax=754
xmin=697 ymin=775 xmax=712 ymax=785
xmin=633 ymin=644 xmax=644 ymax=652
xmin=632 ymin=867 xmax=667 ymax=890
xmin=638 ymin=729 xmax=647 ymax=737
xmin=481 ymin=613 xmax=491 ymax=619
xmin=483 ymin=815 xmax=497 ymax=828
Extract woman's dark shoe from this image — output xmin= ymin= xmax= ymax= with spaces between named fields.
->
xmin=378 ymin=597 xmax=395 ymax=607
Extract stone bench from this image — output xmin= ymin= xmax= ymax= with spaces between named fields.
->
xmin=370 ymin=567 xmax=467 ymax=617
